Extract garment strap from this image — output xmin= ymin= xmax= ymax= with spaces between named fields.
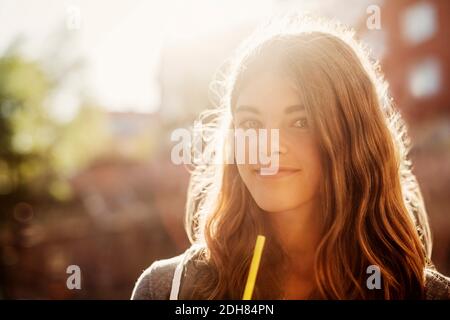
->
xmin=169 ymin=245 xmax=199 ymax=300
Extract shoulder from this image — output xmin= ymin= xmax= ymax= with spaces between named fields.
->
xmin=424 ymin=268 xmax=450 ymax=300
xmin=131 ymin=245 xmax=205 ymax=300
xmin=131 ymin=253 xmax=184 ymax=300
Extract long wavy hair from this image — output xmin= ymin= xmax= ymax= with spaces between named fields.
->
xmin=183 ymin=15 xmax=432 ymax=299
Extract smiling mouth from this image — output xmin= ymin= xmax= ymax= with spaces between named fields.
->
xmin=252 ymin=167 xmax=301 ymax=178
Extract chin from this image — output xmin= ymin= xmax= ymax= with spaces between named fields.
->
xmin=252 ymin=195 xmax=298 ymax=213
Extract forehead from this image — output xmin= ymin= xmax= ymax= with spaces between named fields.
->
xmin=234 ymin=71 xmax=302 ymax=114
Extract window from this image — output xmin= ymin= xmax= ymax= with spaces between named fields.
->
xmin=409 ymin=58 xmax=441 ymax=98
xmin=401 ymin=2 xmax=437 ymax=45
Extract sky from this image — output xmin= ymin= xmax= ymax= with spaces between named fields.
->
xmin=0 ymin=0 xmax=373 ymax=121
xmin=0 ymin=0 xmax=277 ymax=121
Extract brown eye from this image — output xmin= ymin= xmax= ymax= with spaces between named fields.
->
xmin=240 ymin=119 xmax=262 ymax=129
xmin=293 ymin=118 xmax=308 ymax=129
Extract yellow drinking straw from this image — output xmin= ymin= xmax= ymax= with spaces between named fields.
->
xmin=242 ymin=235 xmax=266 ymax=300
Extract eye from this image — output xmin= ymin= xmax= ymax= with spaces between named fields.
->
xmin=292 ymin=118 xmax=308 ymax=129
xmin=239 ymin=119 xmax=262 ymax=129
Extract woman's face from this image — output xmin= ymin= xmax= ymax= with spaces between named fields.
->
xmin=234 ymin=71 xmax=323 ymax=213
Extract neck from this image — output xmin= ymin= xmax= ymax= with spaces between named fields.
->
xmin=264 ymin=196 xmax=322 ymax=276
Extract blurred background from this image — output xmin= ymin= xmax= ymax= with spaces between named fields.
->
xmin=0 ymin=0 xmax=449 ymax=299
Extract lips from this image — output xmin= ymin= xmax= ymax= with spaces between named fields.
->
xmin=252 ymin=166 xmax=301 ymax=178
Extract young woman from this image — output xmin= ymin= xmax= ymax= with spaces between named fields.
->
xmin=132 ymin=16 xmax=450 ymax=300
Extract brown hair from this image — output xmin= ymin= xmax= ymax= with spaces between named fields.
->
xmin=184 ymin=15 xmax=432 ymax=299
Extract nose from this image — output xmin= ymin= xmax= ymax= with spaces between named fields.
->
xmin=273 ymin=137 xmax=288 ymax=155
xmin=258 ymin=128 xmax=288 ymax=159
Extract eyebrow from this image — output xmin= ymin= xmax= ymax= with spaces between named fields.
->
xmin=285 ymin=104 xmax=305 ymax=114
xmin=235 ymin=104 xmax=305 ymax=114
xmin=235 ymin=105 xmax=261 ymax=114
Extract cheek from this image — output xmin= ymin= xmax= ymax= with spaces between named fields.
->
xmin=236 ymin=164 xmax=253 ymax=186
xmin=295 ymin=138 xmax=323 ymax=187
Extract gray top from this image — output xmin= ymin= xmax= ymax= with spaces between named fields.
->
xmin=131 ymin=247 xmax=202 ymax=300
xmin=131 ymin=246 xmax=450 ymax=300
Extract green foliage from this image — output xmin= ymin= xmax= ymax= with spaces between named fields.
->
xmin=0 ymin=51 xmax=108 ymax=210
